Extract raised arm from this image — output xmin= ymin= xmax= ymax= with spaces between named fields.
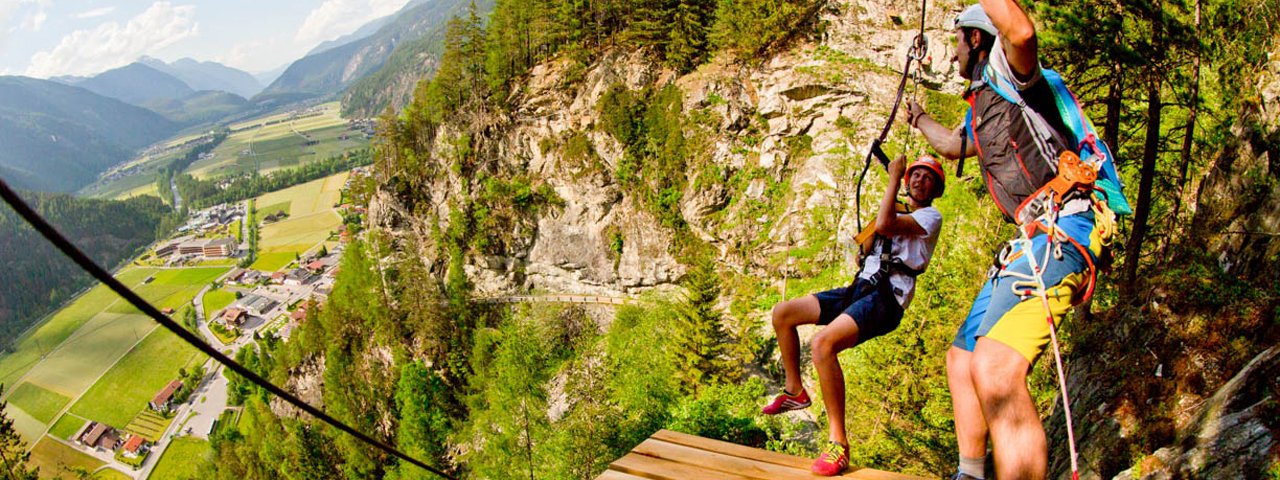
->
xmin=875 ymin=156 xmax=926 ymax=237
xmin=906 ymin=100 xmax=976 ymax=160
xmin=979 ymin=0 xmax=1038 ymax=79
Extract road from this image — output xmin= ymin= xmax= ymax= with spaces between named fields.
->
xmin=169 ymin=177 xmax=181 ymax=211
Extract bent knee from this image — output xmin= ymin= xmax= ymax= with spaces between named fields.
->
xmin=810 ymin=334 xmax=836 ymax=361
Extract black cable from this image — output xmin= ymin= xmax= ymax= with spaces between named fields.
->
xmin=0 ymin=179 xmax=457 ymax=480
xmin=856 ymin=0 xmax=928 ymax=233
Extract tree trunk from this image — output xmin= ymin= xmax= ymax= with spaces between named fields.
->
xmin=1106 ymin=61 xmax=1122 ymax=152
xmin=1122 ymin=8 xmax=1165 ymax=295
xmin=1163 ymin=0 xmax=1201 ymax=261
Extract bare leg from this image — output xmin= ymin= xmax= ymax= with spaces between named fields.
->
xmin=772 ymin=296 xmax=822 ymax=394
xmin=972 ymin=337 xmax=1046 ymax=479
xmin=811 ymin=314 xmax=860 ymax=445
xmin=946 ymin=346 xmax=989 ymax=459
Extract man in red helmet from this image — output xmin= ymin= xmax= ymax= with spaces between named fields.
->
xmin=762 ymin=155 xmax=945 ymax=476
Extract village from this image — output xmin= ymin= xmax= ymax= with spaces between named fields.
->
xmin=39 ymin=170 xmax=359 ymax=478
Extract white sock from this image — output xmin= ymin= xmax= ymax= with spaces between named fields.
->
xmin=958 ymin=454 xmax=985 ymax=479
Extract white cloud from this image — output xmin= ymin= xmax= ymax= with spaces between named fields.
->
xmin=25 ymin=2 xmax=198 ymax=78
xmin=75 ymin=6 xmax=117 ymax=19
xmin=18 ymin=9 xmax=45 ymax=31
xmin=295 ymin=0 xmax=408 ymax=47
xmin=1 ymin=0 xmax=48 ymax=48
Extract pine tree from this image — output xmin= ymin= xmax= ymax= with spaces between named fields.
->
xmin=668 ymin=259 xmax=732 ymax=393
xmin=0 ymin=385 xmax=39 ymax=480
xmin=393 ymin=361 xmax=451 ymax=479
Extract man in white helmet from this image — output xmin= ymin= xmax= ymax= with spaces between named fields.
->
xmin=905 ymin=1 xmax=1109 ymax=479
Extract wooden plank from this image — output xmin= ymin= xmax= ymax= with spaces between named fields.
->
xmin=609 ymin=452 xmax=756 ymax=480
xmin=633 ymin=438 xmax=814 ymax=480
xmin=649 ymin=430 xmax=930 ymax=480
xmin=596 ymin=470 xmax=651 ymax=480
xmin=652 ymin=429 xmax=811 ymax=469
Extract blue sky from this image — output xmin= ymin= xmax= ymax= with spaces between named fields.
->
xmin=0 ymin=0 xmax=411 ymax=77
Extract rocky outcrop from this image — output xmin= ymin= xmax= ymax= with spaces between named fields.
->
xmin=1113 ymin=346 xmax=1279 ymax=479
xmin=366 ymin=0 xmax=974 ymax=298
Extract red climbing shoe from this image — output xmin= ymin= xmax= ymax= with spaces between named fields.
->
xmin=761 ymin=389 xmax=811 ymax=415
xmin=811 ymin=441 xmax=849 ymax=476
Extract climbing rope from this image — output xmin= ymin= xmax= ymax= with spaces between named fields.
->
xmin=855 ymin=0 xmax=929 ymax=234
xmin=0 ymin=178 xmax=457 ymax=480
xmin=996 ymin=205 xmax=1083 ymax=480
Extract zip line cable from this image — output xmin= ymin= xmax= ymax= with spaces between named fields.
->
xmin=0 ymin=178 xmax=458 ymax=480
xmin=855 ymin=0 xmax=929 ymax=234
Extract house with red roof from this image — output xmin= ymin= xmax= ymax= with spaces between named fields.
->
xmin=149 ymin=379 xmax=184 ymax=413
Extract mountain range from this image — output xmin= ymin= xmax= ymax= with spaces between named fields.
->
xmin=256 ymin=0 xmax=472 ymax=107
xmin=139 ymin=56 xmax=263 ymax=99
xmin=0 ymin=76 xmax=176 ymax=192
xmin=0 ymin=0 xmax=479 ymax=194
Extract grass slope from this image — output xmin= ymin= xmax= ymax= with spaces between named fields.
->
xmin=4 ymin=400 xmax=44 ymax=445
xmin=0 ymin=268 xmax=156 ymax=388
xmin=68 ymin=328 xmax=205 ymax=429
xmin=202 ymin=289 xmax=237 ymax=320
xmin=18 ymin=313 xmax=154 ymax=397
xmin=150 ymin=436 xmax=211 ymax=480
xmin=49 ymin=414 xmax=88 ymax=440
xmin=27 ymin=436 xmax=105 ymax=477
xmin=5 ymin=382 xmax=70 ymax=424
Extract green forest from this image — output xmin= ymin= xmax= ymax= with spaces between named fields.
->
xmin=3 ymin=0 xmax=1278 ymax=478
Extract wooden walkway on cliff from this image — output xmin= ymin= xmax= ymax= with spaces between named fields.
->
xmin=596 ymin=430 xmax=928 ymax=480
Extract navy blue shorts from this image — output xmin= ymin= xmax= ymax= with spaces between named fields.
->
xmin=812 ymin=279 xmax=905 ymax=344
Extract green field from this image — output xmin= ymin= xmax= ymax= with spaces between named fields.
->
xmin=151 ymin=267 xmax=229 ymax=286
xmin=255 ymin=172 xmax=347 ymax=218
xmin=124 ymin=409 xmax=172 ymax=442
xmin=0 ymin=268 xmax=155 ymax=389
xmin=5 ymin=400 xmax=44 ymax=445
xmin=68 ymin=328 xmax=205 ymax=429
xmin=5 ymin=382 xmax=70 ymax=424
xmin=190 ymin=102 xmax=365 ymax=180
xmin=92 ymin=468 xmax=132 ymax=480
xmin=259 ymin=201 xmax=291 ymax=218
xmin=254 ymin=173 xmax=346 ymax=261
xmin=107 ymin=267 xmax=228 ymax=315
xmin=203 ymin=289 xmax=237 ymax=320
xmin=27 ymin=437 xmax=105 ymax=478
xmin=150 ymin=436 xmax=212 ymax=480
xmin=49 ymin=414 xmax=88 ymax=440
xmin=18 ymin=313 xmax=155 ymax=398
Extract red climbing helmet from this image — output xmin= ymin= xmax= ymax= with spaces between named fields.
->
xmin=907 ymin=155 xmax=945 ymax=197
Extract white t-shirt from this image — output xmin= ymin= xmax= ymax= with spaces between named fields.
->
xmin=856 ymin=206 xmax=942 ymax=309
xmin=988 ymin=37 xmax=1042 ymax=91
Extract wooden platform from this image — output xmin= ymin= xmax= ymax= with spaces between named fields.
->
xmin=598 ymin=429 xmax=929 ymax=480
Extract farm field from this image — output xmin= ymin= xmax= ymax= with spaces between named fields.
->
xmin=0 ymin=268 xmax=155 ymax=389
xmin=92 ymin=468 xmax=132 ymax=480
xmin=253 ymin=172 xmax=347 ymax=265
xmin=249 ymin=251 xmax=298 ymax=272
xmin=5 ymin=381 xmax=70 ymax=424
xmin=124 ymin=409 xmax=172 ymax=442
xmin=48 ymin=413 xmax=87 ymax=440
xmin=150 ymin=436 xmax=212 ymax=480
xmin=107 ymin=267 xmax=229 ymax=316
xmin=18 ymin=312 xmax=155 ymax=398
xmin=26 ymin=436 xmax=104 ymax=477
xmin=7 ymin=400 xmax=44 ymax=445
xmin=203 ymin=289 xmax=237 ymax=319
xmin=189 ymin=102 xmax=366 ymax=180
xmin=68 ymin=327 xmax=205 ymax=429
